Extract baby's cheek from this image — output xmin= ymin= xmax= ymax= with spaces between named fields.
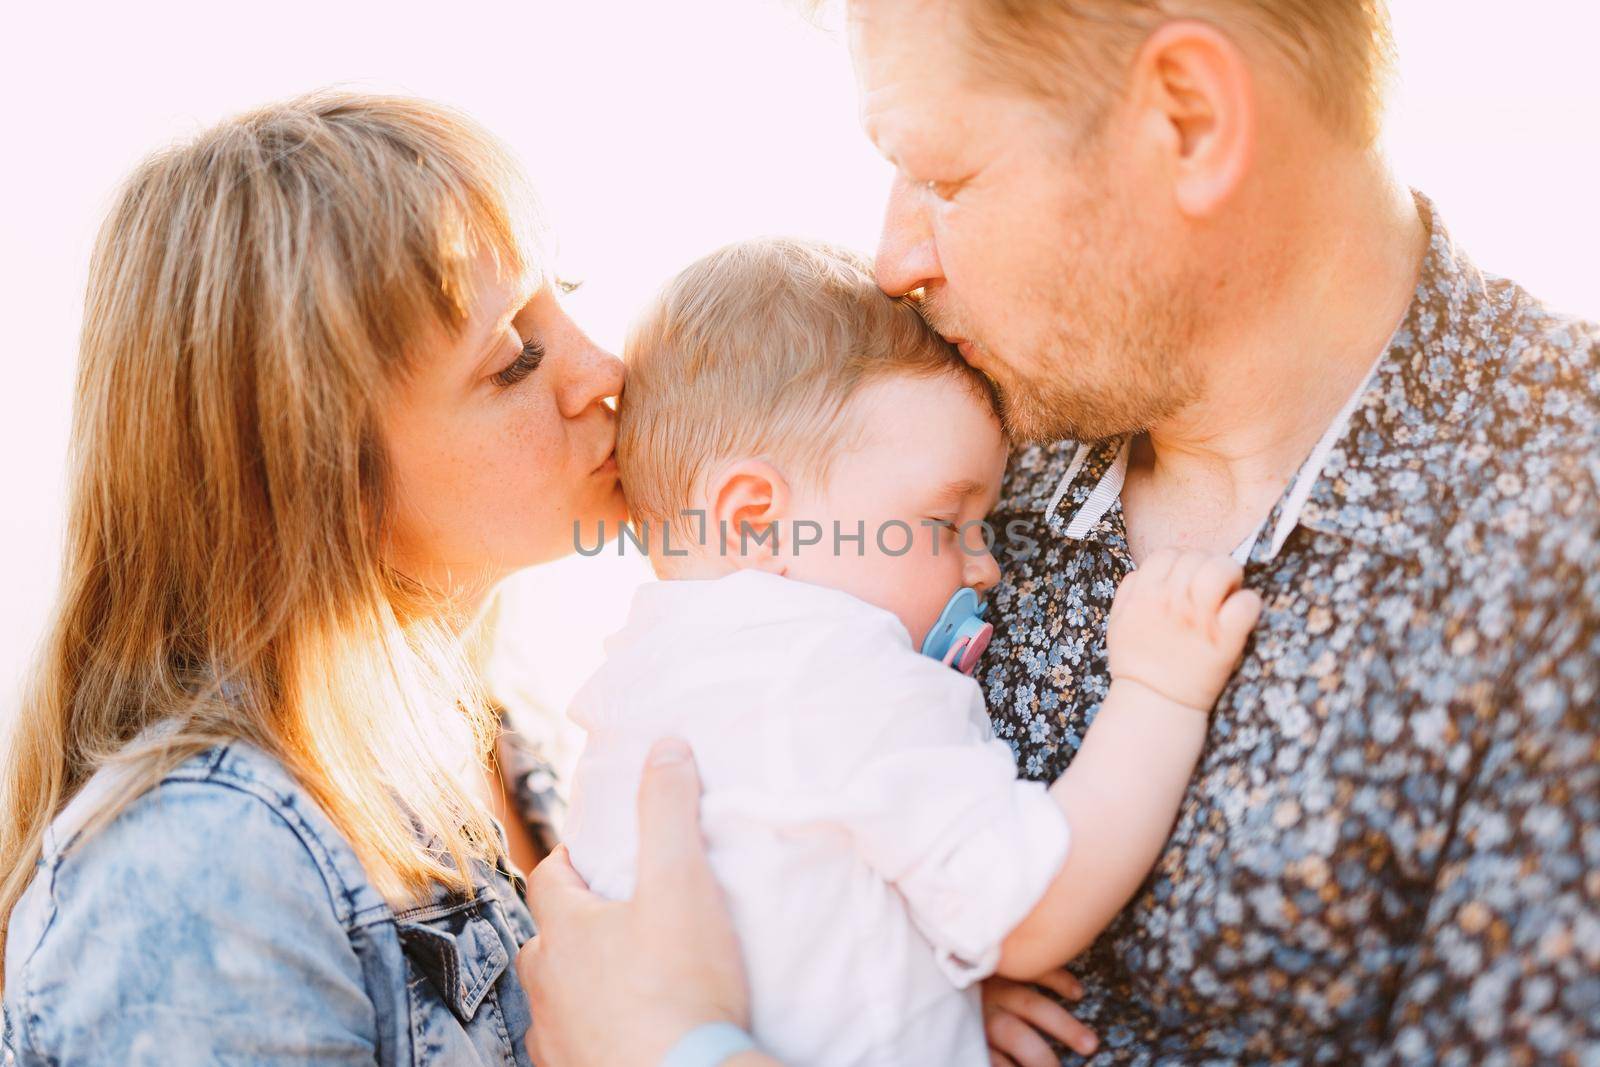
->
xmin=904 ymin=554 xmax=967 ymax=649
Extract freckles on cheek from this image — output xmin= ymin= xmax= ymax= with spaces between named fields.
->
xmin=479 ymin=397 xmax=568 ymax=509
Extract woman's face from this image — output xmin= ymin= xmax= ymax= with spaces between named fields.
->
xmin=381 ymin=254 xmax=627 ymax=596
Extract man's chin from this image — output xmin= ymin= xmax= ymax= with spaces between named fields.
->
xmin=998 ymin=389 xmax=1144 ymax=447
xmin=998 ymin=402 xmax=1078 ymax=446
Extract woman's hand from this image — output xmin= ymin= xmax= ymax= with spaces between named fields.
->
xmin=516 ymin=738 xmax=751 ymax=1067
xmin=982 ymin=969 xmax=1100 ymax=1065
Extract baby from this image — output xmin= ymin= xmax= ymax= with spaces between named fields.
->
xmin=563 ymin=239 xmax=1261 ymax=1066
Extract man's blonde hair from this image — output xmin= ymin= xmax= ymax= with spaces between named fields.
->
xmin=618 ymin=238 xmax=993 ymax=529
xmin=821 ymin=0 xmax=1395 ymax=143
xmin=956 ymin=0 xmax=1396 ymax=142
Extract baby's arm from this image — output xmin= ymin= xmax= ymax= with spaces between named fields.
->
xmin=998 ymin=549 xmax=1262 ymax=979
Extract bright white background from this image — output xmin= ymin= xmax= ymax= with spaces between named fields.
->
xmin=2 ymin=1 xmax=1597 ymax=733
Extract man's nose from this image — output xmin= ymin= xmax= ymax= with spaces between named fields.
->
xmin=875 ymin=173 xmax=942 ymax=298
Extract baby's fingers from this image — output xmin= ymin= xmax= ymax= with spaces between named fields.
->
xmin=1139 ymin=547 xmax=1181 ymax=584
xmin=1217 ymin=588 xmax=1264 ymax=647
xmin=1188 ymin=555 xmax=1246 ymax=617
xmin=1165 ymin=551 xmax=1208 ymax=612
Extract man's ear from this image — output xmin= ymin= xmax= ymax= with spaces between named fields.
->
xmin=708 ymin=459 xmax=791 ymax=574
xmin=1130 ymin=19 xmax=1256 ymax=219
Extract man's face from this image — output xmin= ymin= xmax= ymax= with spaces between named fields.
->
xmin=850 ymin=0 xmax=1203 ymax=444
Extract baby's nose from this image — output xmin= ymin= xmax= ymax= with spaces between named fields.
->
xmin=964 ymin=550 xmax=1002 ymax=598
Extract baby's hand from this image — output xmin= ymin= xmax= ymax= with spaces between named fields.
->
xmin=1106 ymin=549 xmax=1263 ymax=712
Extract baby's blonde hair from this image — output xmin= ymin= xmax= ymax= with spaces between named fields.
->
xmin=618 ymin=238 xmax=994 ymax=529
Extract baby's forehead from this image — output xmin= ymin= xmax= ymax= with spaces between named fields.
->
xmin=850 ymin=371 xmax=1004 ymax=442
xmin=843 ymin=375 xmax=1008 ymax=493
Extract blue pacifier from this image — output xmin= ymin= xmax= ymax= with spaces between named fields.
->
xmin=920 ymin=588 xmax=994 ymax=676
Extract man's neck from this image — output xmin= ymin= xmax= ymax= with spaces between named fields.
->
xmin=1123 ymin=157 xmax=1428 ymax=560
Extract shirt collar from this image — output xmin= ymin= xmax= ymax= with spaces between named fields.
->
xmin=1045 ymin=436 xmax=1129 ymax=544
xmin=1046 ymin=193 xmax=1509 ymax=567
xmin=621 ymin=569 xmax=906 ymax=641
xmin=1277 ymin=193 xmax=1514 ymax=565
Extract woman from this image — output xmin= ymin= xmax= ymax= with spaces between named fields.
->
xmin=0 ymin=91 xmax=1088 ymax=1066
xmin=0 ymin=90 xmax=619 ymax=1064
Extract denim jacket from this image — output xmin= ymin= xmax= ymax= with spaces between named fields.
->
xmin=3 ymin=741 xmax=537 ymax=1065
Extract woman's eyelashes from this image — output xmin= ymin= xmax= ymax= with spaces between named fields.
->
xmin=492 ymin=337 xmax=545 ymax=388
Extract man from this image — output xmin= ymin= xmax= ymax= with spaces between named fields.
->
xmin=520 ymin=1 xmax=1598 ymax=1063
xmin=851 ymin=0 xmax=1599 ymax=1061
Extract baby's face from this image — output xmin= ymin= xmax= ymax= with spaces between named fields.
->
xmin=784 ymin=372 xmax=1007 ymax=650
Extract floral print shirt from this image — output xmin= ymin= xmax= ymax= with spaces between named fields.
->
xmin=981 ymin=197 xmax=1600 ymax=1065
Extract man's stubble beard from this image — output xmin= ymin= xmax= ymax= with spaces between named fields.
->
xmin=927 ymin=255 xmax=1203 ymax=448
xmin=1002 ymin=279 xmax=1201 ymax=446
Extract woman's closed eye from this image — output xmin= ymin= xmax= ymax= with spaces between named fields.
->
xmin=492 ymin=337 xmax=545 ymax=387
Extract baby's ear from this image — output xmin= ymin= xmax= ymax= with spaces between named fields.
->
xmin=709 ymin=459 xmax=790 ymax=573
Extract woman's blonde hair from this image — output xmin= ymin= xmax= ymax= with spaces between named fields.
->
xmin=0 ymin=90 xmax=543 ymax=969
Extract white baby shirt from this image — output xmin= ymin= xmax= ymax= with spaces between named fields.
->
xmin=563 ymin=570 xmax=1071 ymax=1067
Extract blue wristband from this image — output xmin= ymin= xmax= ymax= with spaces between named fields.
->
xmin=659 ymin=1021 xmax=757 ymax=1067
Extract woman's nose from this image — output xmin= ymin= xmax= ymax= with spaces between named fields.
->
xmin=557 ymin=334 xmax=625 ymax=420
xmin=875 ymin=173 xmax=942 ymax=299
